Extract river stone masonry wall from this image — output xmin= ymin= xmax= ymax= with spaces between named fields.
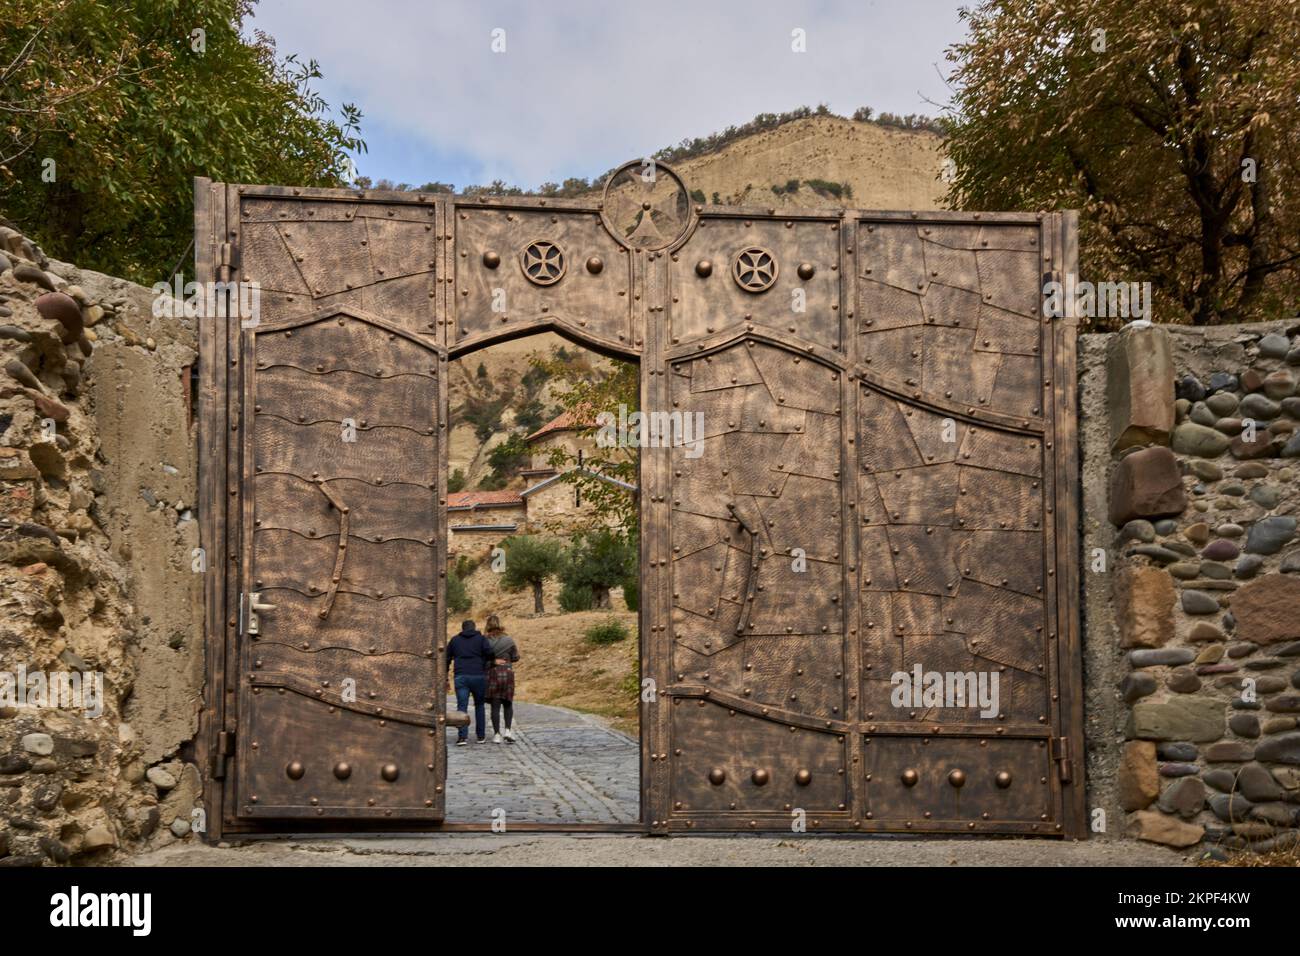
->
xmin=1103 ymin=320 xmax=1300 ymax=856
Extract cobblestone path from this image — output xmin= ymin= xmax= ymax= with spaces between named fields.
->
xmin=443 ymin=699 xmax=639 ymax=825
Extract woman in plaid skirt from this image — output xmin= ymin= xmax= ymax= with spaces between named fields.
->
xmin=484 ymin=614 xmax=519 ymax=743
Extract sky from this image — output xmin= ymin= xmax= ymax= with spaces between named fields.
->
xmin=248 ymin=0 xmax=970 ymax=190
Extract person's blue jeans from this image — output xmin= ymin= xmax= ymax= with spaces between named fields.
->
xmin=454 ymin=674 xmax=487 ymax=742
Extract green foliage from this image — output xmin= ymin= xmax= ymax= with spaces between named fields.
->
xmin=352 ymin=178 xmax=453 ymax=194
xmin=585 ymin=618 xmax=629 ymax=646
xmin=536 ymin=177 xmax=593 ymax=198
xmin=477 ymin=472 xmax=507 ymax=491
xmin=453 ymin=553 xmax=481 ymax=580
xmin=499 ymin=535 xmax=563 ymax=613
xmin=447 ymin=468 xmax=467 ymax=493
xmin=446 ymin=569 xmax=471 ymax=615
xmin=873 ymin=112 xmax=944 ymax=134
xmin=485 ymin=433 xmax=529 ymax=482
xmin=476 ymin=362 xmax=488 ymax=380
xmin=711 ymin=192 xmax=722 ymax=205
xmin=559 ymin=529 xmax=636 ymax=610
xmin=805 ymin=179 xmax=852 ymax=200
xmin=690 ymin=188 xmax=706 ymax=204
xmin=621 ymin=573 xmax=639 ymax=612
xmin=462 ymin=394 xmax=507 ymax=443
xmin=558 ymin=579 xmax=595 ymax=612
xmin=617 ymin=660 xmax=641 ymax=702
xmin=0 ymin=0 xmax=365 ymax=284
xmin=515 ymin=399 xmax=547 ymax=434
xmin=520 ymin=364 xmax=551 ymax=396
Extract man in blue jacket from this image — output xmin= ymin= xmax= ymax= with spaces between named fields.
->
xmin=446 ymin=619 xmax=493 ymax=745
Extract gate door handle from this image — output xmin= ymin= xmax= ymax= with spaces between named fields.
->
xmin=315 ymin=479 xmax=349 ymax=621
xmin=250 ymin=594 xmax=277 ymax=612
xmin=245 ymin=591 xmax=277 ymax=636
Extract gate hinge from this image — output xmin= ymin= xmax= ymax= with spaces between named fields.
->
xmin=210 ymin=730 xmax=235 ymax=780
xmin=1051 ymin=736 xmax=1073 ymax=784
xmin=217 ymin=242 xmax=237 ymax=283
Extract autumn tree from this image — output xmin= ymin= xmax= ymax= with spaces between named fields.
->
xmin=944 ymin=0 xmax=1300 ymax=325
xmin=0 ymin=0 xmax=364 ymax=283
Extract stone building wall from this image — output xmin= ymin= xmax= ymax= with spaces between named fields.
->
xmin=522 ymin=477 xmax=586 ymax=531
xmin=0 ymin=224 xmax=203 ymax=865
xmin=528 ymin=431 xmax=584 ymax=472
xmin=1093 ymin=320 xmax=1300 ymax=856
xmin=448 ymin=521 xmax=525 ymax=562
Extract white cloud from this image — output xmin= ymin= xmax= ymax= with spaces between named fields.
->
xmin=250 ymin=0 xmax=964 ymax=186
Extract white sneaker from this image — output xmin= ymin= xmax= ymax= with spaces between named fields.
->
xmin=503 ymin=728 xmax=515 ymax=742
xmin=493 ymin=733 xmax=503 ymax=744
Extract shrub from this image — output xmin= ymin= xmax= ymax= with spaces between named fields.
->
xmin=486 ymin=433 xmax=530 ymax=482
xmin=447 ymin=570 xmax=470 ymax=614
xmin=622 ymin=574 xmax=639 ymax=612
xmin=805 ymin=178 xmax=851 ymax=200
xmin=617 ymin=661 xmax=641 ymax=703
xmin=454 ymin=554 xmax=481 ymax=580
xmin=559 ymin=579 xmax=594 ymax=612
xmin=585 ymin=618 xmax=629 ymax=646
xmin=515 ymin=399 xmax=546 ymax=433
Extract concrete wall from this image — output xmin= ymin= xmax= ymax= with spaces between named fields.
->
xmin=0 ymin=224 xmax=202 ymax=865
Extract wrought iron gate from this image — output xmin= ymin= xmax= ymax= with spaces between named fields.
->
xmin=196 ymin=162 xmax=1084 ymax=837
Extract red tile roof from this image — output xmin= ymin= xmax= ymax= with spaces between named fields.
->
xmin=446 ymin=490 xmax=524 ymax=509
xmin=524 ymin=407 xmax=597 ymax=443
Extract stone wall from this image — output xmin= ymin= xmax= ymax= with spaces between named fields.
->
xmin=0 ymin=224 xmax=202 ymax=865
xmin=1095 ymin=320 xmax=1300 ymax=856
xmin=7 ymin=204 xmax=1300 ymax=862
